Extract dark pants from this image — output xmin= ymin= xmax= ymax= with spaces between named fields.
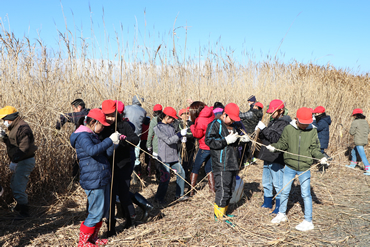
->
xmin=108 ymin=163 xmax=135 ymax=228
xmin=180 ymin=149 xmax=194 ymax=180
xmin=192 ymin=149 xmax=212 ymax=174
xmin=140 ymin=140 xmax=150 ymax=166
xmin=214 ymin=171 xmax=237 ymax=207
xmin=72 ymin=159 xmax=80 ymax=179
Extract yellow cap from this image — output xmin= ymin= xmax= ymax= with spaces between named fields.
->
xmin=0 ymin=106 xmax=18 ymax=119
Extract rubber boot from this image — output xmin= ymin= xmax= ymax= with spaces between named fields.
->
xmin=15 ymin=204 xmax=30 ymax=218
xmin=78 ymin=222 xmax=96 ymax=247
xmin=214 ymin=204 xmax=235 ymax=227
xmin=208 ymin=172 xmax=215 ymax=193
xmin=131 ymin=192 xmax=154 ymax=222
xmin=106 ymin=218 xmax=116 ymax=238
xmin=90 ymin=221 xmax=108 ymax=245
xmin=261 ymin=196 xmax=273 ymax=209
xmin=224 ymin=205 xmax=235 ymax=218
xmin=271 ymin=199 xmax=280 ymax=214
xmin=189 ymin=173 xmax=198 ymax=197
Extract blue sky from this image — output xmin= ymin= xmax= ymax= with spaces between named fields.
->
xmin=1 ymin=1 xmax=369 ymax=73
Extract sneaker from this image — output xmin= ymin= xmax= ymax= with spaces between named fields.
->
xmin=252 ymin=157 xmax=257 ymax=163
xmin=244 ymin=162 xmax=251 ymax=167
xmin=295 ymin=220 xmax=314 ymax=231
xmin=346 ymin=162 xmax=357 ymax=169
xmin=271 ymin=212 xmax=288 ymax=224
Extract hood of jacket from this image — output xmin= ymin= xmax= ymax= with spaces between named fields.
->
xmin=70 ymin=125 xmax=94 ymax=148
xmin=319 ymin=115 xmax=332 ymax=125
xmin=132 ymin=95 xmax=144 ymax=106
xmin=199 ymin=106 xmax=214 ymax=119
xmin=290 ymin=119 xmax=315 ymax=130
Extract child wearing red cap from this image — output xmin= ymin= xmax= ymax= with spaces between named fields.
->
xmin=153 ymin=107 xmax=189 ymax=204
xmin=70 ymin=108 xmax=121 ymax=246
xmin=312 ymin=106 xmax=332 ymax=162
xmin=267 ymin=107 xmax=327 ymax=231
xmin=205 ymin=103 xmax=250 ymax=226
xmin=347 ymin=109 xmax=370 ymax=174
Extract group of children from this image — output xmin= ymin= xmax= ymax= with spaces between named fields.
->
xmin=0 ymin=95 xmax=369 ymax=245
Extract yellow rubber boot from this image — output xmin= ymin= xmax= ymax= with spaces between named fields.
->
xmin=214 ymin=204 xmax=225 ymax=221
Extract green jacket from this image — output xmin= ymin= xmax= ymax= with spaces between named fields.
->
xmin=272 ymin=120 xmax=324 ymax=171
xmin=147 ymin=116 xmax=159 ymax=153
xmin=349 ymin=118 xmax=369 ymax=146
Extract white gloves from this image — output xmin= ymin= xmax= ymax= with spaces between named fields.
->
xmin=9 ymin=162 xmax=18 ymax=172
xmin=255 ymin=121 xmax=266 ymax=131
xmin=266 ymin=145 xmax=276 ymax=153
xmin=240 ymin=134 xmax=250 ymax=142
xmin=181 ymin=128 xmax=188 ymax=136
xmin=225 ymin=132 xmax=238 ymax=144
xmin=109 ymin=131 xmax=121 ymax=145
xmin=320 ymin=157 xmax=328 ymax=165
xmin=181 ymin=137 xmax=187 ymax=143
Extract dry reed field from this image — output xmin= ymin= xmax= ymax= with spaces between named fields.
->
xmin=0 ymin=23 xmax=370 ymax=246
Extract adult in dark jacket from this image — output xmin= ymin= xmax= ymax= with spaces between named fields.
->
xmin=257 ymin=100 xmax=291 ymax=214
xmin=70 ymin=108 xmax=120 ymax=246
xmin=99 ymin=100 xmax=153 ymax=237
xmin=124 ymin=95 xmax=147 ymax=179
xmin=240 ymin=102 xmax=263 ymax=134
xmin=205 ymin=103 xmax=250 ymax=226
xmin=0 ymin=106 xmax=38 ymax=218
xmin=312 ymin=106 xmax=331 ymax=158
xmin=56 ymin=99 xmax=89 ymax=130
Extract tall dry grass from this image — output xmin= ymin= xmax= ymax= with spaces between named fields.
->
xmin=0 ymin=20 xmax=369 ymax=207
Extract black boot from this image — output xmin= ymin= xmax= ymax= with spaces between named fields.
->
xmin=106 ymin=218 xmax=116 ymax=237
xmin=14 ymin=204 xmax=30 ymax=218
xmin=131 ymin=192 xmax=154 ymax=222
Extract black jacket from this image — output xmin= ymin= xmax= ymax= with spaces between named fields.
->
xmin=240 ymin=109 xmax=263 ymax=134
xmin=205 ymin=119 xmax=240 ymax=173
xmin=258 ymin=115 xmax=291 ymax=164
xmin=99 ymin=115 xmax=140 ymax=169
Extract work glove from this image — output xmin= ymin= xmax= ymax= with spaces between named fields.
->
xmin=225 ymin=132 xmax=238 ymax=145
xmin=119 ymin=134 xmax=127 ymax=141
xmin=181 ymin=128 xmax=188 ymax=136
xmin=9 ymin=162 xmax=18 ymax=172
xmin=255 ymin=121 xmax=266 ymax=131
xmin=109 ymin=131 xmax=121 ymax=145
xmin=181 ymin=137 xmax=187 ymax=143
xmin=266 ymin=145 xmax=276 ymax=153
xmin=320 ymin=157 xmax=328 ymax=165
xmin=240 ymin=134 xmax=250 ymax=142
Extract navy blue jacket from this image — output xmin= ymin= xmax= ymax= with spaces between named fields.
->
xmin=313 ymin=114 xmax=331 ymax=149
xmin=70 ymin=125 xmax=113 ymax=190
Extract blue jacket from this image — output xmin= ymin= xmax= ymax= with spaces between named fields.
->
xmin=70 ymin=125 xmax=113 ymax=190
xmin=313 ymin=114 xmax=331 ymax=149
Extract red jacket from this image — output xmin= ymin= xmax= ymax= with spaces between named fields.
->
xmin=190 ymin=106 xmax=215 ymax=150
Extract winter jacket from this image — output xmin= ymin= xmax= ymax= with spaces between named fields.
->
xmin=313 ymin=113 xmax=331 ymax=149
xmin=240 ymin=109 xmax=263 ymax=134
xmin=174 ymin=119 xmax=196 ymax=154
xmin=205 ymin=119 xmax=240 ymax=173
xmin=271 ymin=120 xmax=324 ymax=171
xmin=98 ymin=116 xmax=140 ymax=169
xmin=190 ymin=106 xmax=215 ymax=150
xmin=56 ymin=108 xmax=90 ymax=130
xmin=70 ymin=125 xmax=114 ymax=190
xmin=141 ymin=117 xmax=150 ymax=141
xmin=154 ymin=122 xmax=182 ymax=163
xmin=147 ymin=116 xmax=159 ymax=153
xmin=349 ymin=118 xmax=370 ymax=146
xmin=0 ymin=117 xmax=38 ymax=163
xmin=124 ymin=96 xmax=147 ymax=135
xmin=258 ymin=115 xmax=291 ymax=164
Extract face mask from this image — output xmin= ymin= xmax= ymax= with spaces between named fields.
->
xmin=4 ymin=120 xmax=10 ymax=128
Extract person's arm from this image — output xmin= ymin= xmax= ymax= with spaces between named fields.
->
xmin=56 ymin=113 xmax=72 ymax=130
xmin=271 ymin=126 xmax=289 ymax=151
xmin=310 ymin=130 xmax=324 ymax=159
xmin=78 ymin=134 xmax=113 ymax=157
xmin=349 ymin=121 xmax=356 ymax=136
xmin=239 ymin=110 xmax=254 ymax=119
xmin=154 ymin=125 xmax=181 ymax=145
xmin=190 ymin=122 xmax=205 ymax=139
xmin=146 ymin=118 xmax=155 ymax=149
xmin=260 ymin=122 xmax=286 ymax=143
xmin=119 ymin=122 xmax=140 ymax=147
xmin=205 ymin=121 xmax=227 ymax=150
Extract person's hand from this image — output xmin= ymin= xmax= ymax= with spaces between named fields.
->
xmin=240 ymin=134 xmax=250 ymax=142
xmin=119 ymin=134 xmax=127 ymax=141
xmin=320 ymin=157 xmax=328 ymax=165
xmin=181 ymin=128 xmax=188 ymax=136
xmin=9 ymin=162 xmax=18 ymax=172
xmin=181 ymin=137 xmax=187 ymax=143
xmin=266 ymin=145 xmax=276 ymax=153
xmin=225 ymin=132 xmax=238 ymax=144
xmin=148 ymin=147 xmax=153 ymax=152
xmin=255 ymin=121 xmax=266 ymax=130
xmin=109 ymin=131 xmax=121 ymax=145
